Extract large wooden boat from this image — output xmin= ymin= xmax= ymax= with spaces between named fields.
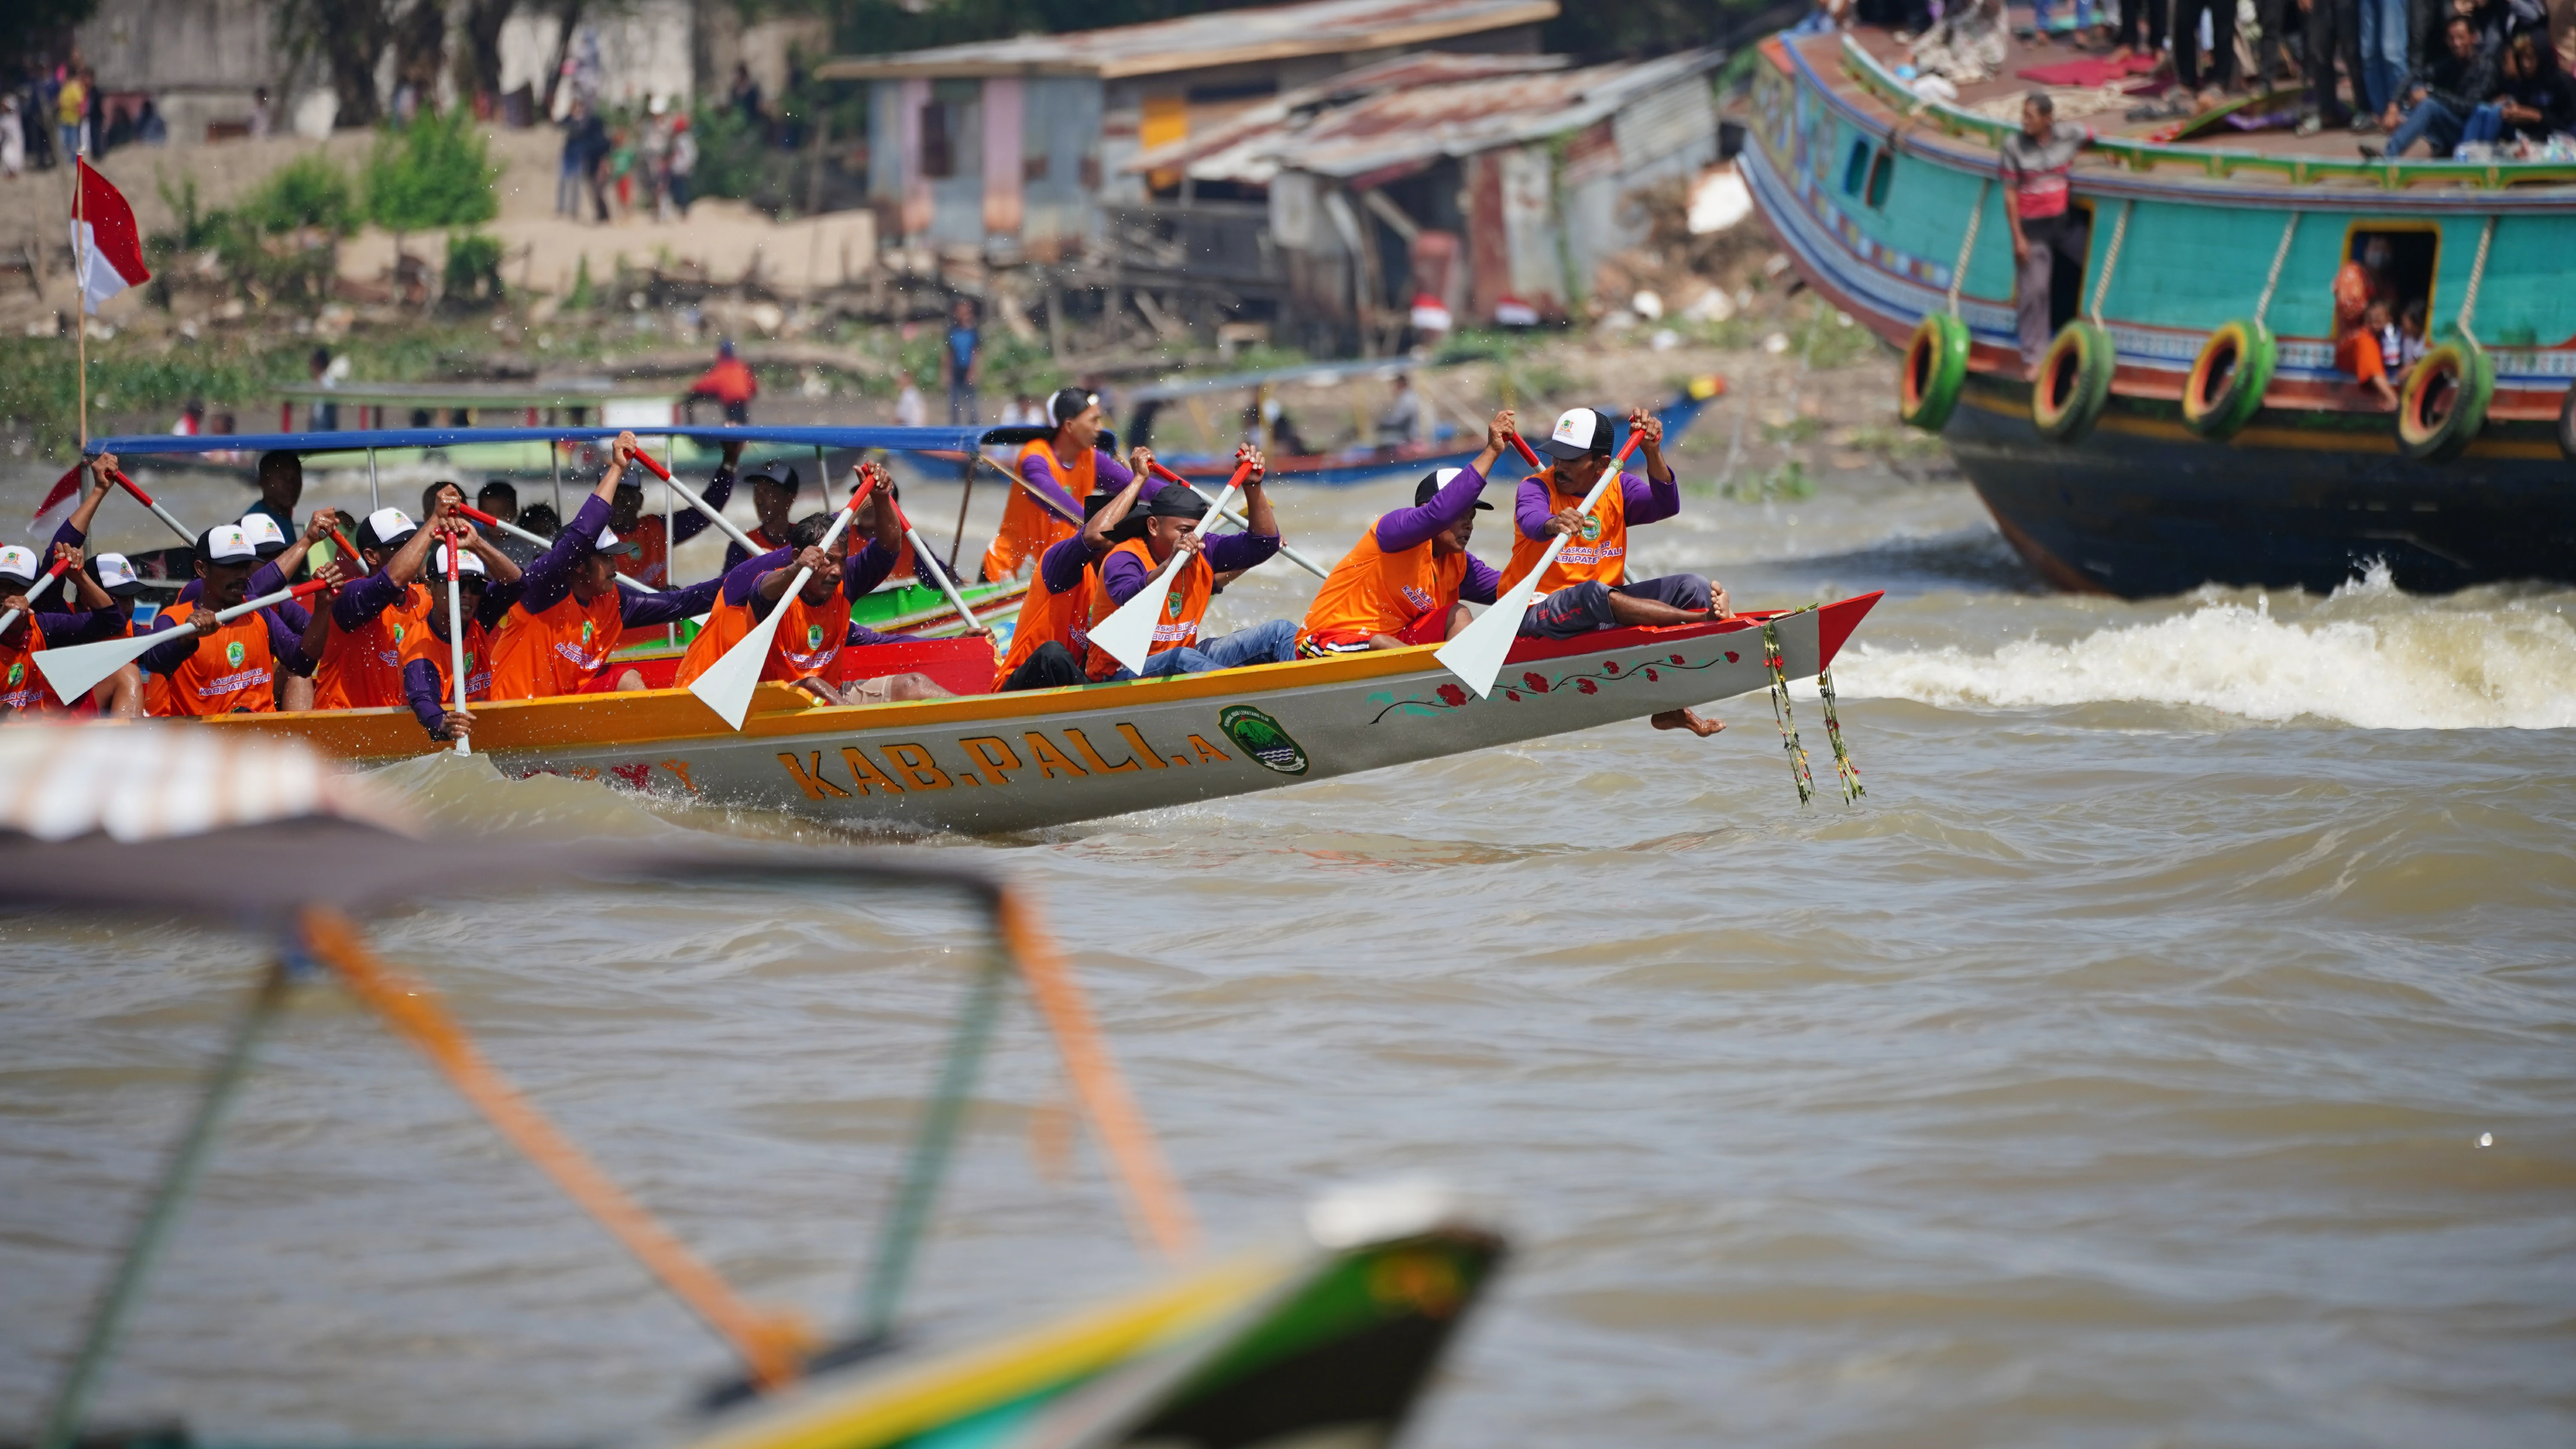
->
xmin=203 ymin=600 xmax=1880 ymax=834
xmin=2 ymin=724 xmax=1505 ymax=1449
xmin=1743 ymin=23 xmax=2576 ymax=597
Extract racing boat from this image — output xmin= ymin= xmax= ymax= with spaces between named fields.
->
xmin=200 ymin=599 xmax=1881 ymax=834
xmin=3 ymin=724 xmax=1505 ymax=1449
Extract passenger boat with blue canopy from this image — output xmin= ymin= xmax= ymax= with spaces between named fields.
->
xmin=1742 ymin=23 xmax=2576 ymax=597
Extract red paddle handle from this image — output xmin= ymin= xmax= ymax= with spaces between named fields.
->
xmin=106 ymin=466 xmax=154 ymax=506
xmin=630 ymin=448 xmax=674 ymax=482
xmin=288 ymin=577 xmax=330 ymax=600
xmin=455 ymin=503 xmax=500 ymax=526
xmin=1505 ymin=431 xmax=1543 ymax=467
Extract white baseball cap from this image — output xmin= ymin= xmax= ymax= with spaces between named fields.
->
xmin=357 ymin=507 xmax=418 ymax=550
xmin=238 ymin=511 xmax=290 ymax=558
xmin=1541 ymin=406 xmax=1618 ymax=461
xmin=0 ymin=545 xmax=38 ymax=586
xmin=592 ymin=525 xmax=640 ymax=558
xmin=432 ymin=543 xmax=489 ymax=579
xmin=91 ymin=552 xmax=145 ymax=597
xmin=195 ymin=524 xmax=258 ymax=566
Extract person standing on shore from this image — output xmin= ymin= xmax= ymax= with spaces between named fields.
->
xmin=942 ymin=297 xmax=982 ymax=425
xmin=2002 ymin=92 xmax=2092 ymax=376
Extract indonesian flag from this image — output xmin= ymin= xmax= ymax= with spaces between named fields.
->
xmin=28 ymin=464 xmax=84 ymax=543
xmin=70 ymin=159 xmax=151 ymax=315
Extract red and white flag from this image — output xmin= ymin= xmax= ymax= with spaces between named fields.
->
xmin=28 ymin=465 xmax=84 ymax=543
xmin=70 ymin=159 xmax=152 ymax=315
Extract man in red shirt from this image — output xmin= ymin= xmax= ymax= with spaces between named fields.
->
xmin=2330 ymin=236 xmax=2397 ymax=406
xmin=688 ymin=339 xmax=758 ymax=424
xmin=2002 ymin=92 xmax=2093 ymax=376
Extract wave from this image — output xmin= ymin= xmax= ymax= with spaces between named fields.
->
xmin=1835 ymin=567 xmax=2576 ymax=730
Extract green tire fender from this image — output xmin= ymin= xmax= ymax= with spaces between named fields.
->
xmin=2032 ymin=320 xmax=2116 ymax=443
xmin=1899 ymin=312 xmax=1971 ymax=432
xmin=2397 ymin=335 xmax=2494 ymax=464
xmin=2181 ymin=318 xmax=2275 ymax=441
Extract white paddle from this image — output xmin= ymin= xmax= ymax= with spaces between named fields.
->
xmin=629 ymin=448 xmax=761 ymax=555
xmin=34 ymin=577 xmax=330 ymax=703
xmin=687 ymin=471 xmax=878 ymax=730
xmin=0 ymin=558 xmax=72 ymax=637
xmin=1089 ymin=452 xmax=1257 ymax=675
xmin=442 ymin=540 xmax=471 ymax=757
xmin=457 ymin=502 xmax=659 ymax=595
xmin=1145 ymin=461 xmax=1327 ymax=581
xmin=888 ymin=498 xmax=988 ymax=633
xmin=1434 ymin=430 xmax=1644 ymax=699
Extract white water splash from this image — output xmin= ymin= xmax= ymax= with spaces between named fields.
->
xmin=1837 ymin=570 xmax=2576 ymax=730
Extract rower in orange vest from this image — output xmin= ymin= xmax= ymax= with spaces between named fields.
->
xmin=0 ymin=543 xmax=126 ymax=718
xmin=993 ymin=454 xmax=1154 ymax=692
xmin=309 ymin=505 xmax=444 ymax=712
xmin=1080 ymin=450 xmax=1298 ymax=682
xmin=985 ymin=387 xmax=1128 ymax=582
xmin=135 ymin=524 xmax=320 ymax=716
xmin=1300 ymin=410 xmax=1519 ymax=657
xmin=401 ymin=524 xmax=524 ymax=748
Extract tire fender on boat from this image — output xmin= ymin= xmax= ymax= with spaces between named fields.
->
xmin=1899 ymin=313 xmax=1971 ymax=432
xmin=2396 ymin=335 xmax=2495 ymax=464
xmin=2556 ymin=383 xmax=2576 ymax=460
xmin=2032 ymin=321 xmax=2116 ymax=443
xmin=2181 ymin=319 xmax=2275 ymax=442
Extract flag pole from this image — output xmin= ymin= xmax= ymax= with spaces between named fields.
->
xmin=74 ymin=158 xmax=87 ymax=454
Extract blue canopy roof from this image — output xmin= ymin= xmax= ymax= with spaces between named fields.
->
xmin=83 ymin=424 xmax=1005 ymax=459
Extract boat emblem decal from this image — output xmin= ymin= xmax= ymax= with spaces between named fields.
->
xmin=1218 ymin=705 xmax=1309 ymax=776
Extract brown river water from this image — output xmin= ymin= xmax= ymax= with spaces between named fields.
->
xmin=3 ymin=449 xmax=2573 ymax=1447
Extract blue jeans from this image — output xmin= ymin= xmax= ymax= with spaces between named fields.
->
xmin=2355 ymin=0 xmax=2410 ymax=114
xmin=1113 ymin=618 xmax=1300 ymax=679
xmin=2386 ymin=98 xmax=2499 ymax=157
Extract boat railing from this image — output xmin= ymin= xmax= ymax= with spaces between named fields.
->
xmin=1830 ymin=34 xmax=2576 ymax=193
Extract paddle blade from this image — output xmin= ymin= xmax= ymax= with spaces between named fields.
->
xmin=1433 ymin=576 xmax=1541 ymax=699
xmin=686 ymin=580 xmax=801 ymax=730
xmin=1088 ymin=565 xmax=1179 ymax=674
xmin=32 ymin=630 xmax=163 ymax=705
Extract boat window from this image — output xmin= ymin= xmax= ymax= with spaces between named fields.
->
xmin=1864 ymin=149 xmax=1895 ymax=209
xmin=2347 ymin=226 xmax=2440 ymax=330
xmin=1843 ymin=139 xmax=1873 ymax=197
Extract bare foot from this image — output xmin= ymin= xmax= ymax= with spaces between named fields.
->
xmin=1651 ymin=708 xmax=1726 ymax=737
xmin=614 ymin=668 xmax=649 ymax=691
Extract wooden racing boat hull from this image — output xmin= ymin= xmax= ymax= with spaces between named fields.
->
xmin=205 ymin=596 xmax=1881 ymax=834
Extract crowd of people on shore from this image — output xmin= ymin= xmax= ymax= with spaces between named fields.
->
xmin=1 ymin=395 xmax=1740 ymax=740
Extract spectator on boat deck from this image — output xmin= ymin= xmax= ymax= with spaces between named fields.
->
xmin=486 ymin=432 xmax=723 ymax=699
xmin=2002 ymin=93 xmax=2093 ymax=373
xmin=2494 ymin=32 xmax=2576 ymax=136
xmin=310 ymin=505 xmax=444 ymax=712
xmin=136 ymin=525 xmax=318 ymax=717
xmin=480 ymin=481 xmax=544 ymax=567
xmin=1301 ymin=411 xmax=1519 ymax=658
xmin=2339 ymin=298 xmax=2402 ymax=406
xmin=609 ymin=437 xmax=740 ymax=589
xmin=942 ymin=297 xmax=982 ymax=425
xmin=688 ymin=340 xmax=757 ymax=425
xmin=1376 ymin=375 xmax=1424 ymax=448
xmin=2380 ymin=16 xmax=2506 ymax=153
xmin=1508 ymin=406 xmax=1731 ymax=737
xmin=0 ymin=543 xmax=123 ymax=719
xmin=1081 ymin=461 xmax=1298 ymax=682
xmin=2173 ymin=0 xmax=2241 ymax=104
xmin=401 ymin=524 xmax=523 ymax=748
xmin=2299 ymin=0 xmax=2374 ymax=133
xmin=994 ymin=465 xmax=1152 ymax=692
xmin=674 ymin=474 xmax=957 ymax=705
xmin=722 ymin=458 xmax=802 ymax=574
xmin=987 ymin=387 xmax=1127 ymax=582
xmin=246 ymin=449 xmax=304 ymax=535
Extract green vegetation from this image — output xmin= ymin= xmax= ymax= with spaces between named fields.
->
xmin=688 ymin=101 xmax=817 ymax=215
xmin=146 ymin=155 xmax=363 ymax=309
xmin=0 ymin=338 xmax=297 ymax=457
xmin=365 ymin=108 xmax=500 ymax=233
xmin=443 ymin=232 xmax=507 ymax=305
xmin=1722 ymin=459 xmax=1817 ymax=502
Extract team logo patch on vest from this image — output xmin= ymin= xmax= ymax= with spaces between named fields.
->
xmin=1218 ymin=705 xmax=1309 ymax=776
xmin=580 ymin=620 xmax=596 ymax=646
xmin=1579 ymin=514 xmax=1603 ymax=542
xmin=806 ymin=623 xmax=824 ymax=650
xmin=1166 ymin=591 xmax=1184 ymax=619
xmin=225 ymin=640 xmax=246 ymax=669
xmin=391 ymin=624 xmax=406 ymax=644
xmin=6 ymin=662 xmax=20 ymax=686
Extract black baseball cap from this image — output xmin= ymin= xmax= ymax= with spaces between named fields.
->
xmin=746 ymin=461 xmax=801 ymax=494
xmin=1416 ymin=468 xmax=1492 ymax=510
xmin=1142 ymin=483 xmax=1208 ymax=520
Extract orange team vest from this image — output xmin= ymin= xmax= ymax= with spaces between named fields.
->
xmin=674 ymin=584 xmax=847 ymax=687
xmin=1 ymin=617 xmax=70 ymax=713
xmin=617 ymin=515 xmax=672 ymax=587
xmin=402 ymin=615 xmax=493 ymax=709
xmin=1084 ymin=538 xmax=1210 ymax=681
xmin=992 ymin=556 xmax=1098 ymax=690
xmin=1300 ymin=525 xmax=1471 ymax=647
xmin=315 ymin=584 xmax=428 ymax=710
xmin=144 ymin=601 xmax=279 ymax=716
xmin=1505 ymin=470 xmax=1629 ymax=594
xmin=487 ymin=586 xmax=626 ymax=699
xmin=984 ymin=442 xmax=1095 ymax=581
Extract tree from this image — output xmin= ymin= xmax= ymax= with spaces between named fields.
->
xmin=276 ymin=0 xmax=392 ymax=128
xmin=365 ymin=105 xmax=498 ymax=302
xmin=1 ymin=0 xmax=97 ymax=73
xmin=458 ymin=0 xmax=517 ymax=104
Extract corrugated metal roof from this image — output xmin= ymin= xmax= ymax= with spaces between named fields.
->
xmin=817 ymin=0 xmax=1560 ymax=81
xmin=1127 ymin=48 xmax=1723 ymax=183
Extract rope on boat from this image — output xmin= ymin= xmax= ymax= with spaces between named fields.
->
xmin=36 ymin=960 xmax=295 ymax=1449
xmin=298 ymin=906 xmax=815 ymax=1392
xmin=997 ymin=888 xmax=1199 ymax=1263
xmin=1817 ymin=663 xmax=1865 ymax=805
xmin=2253 ymin=212 xmax=2302 ymax=327
xmin=1946 ymin=179 xmax=1991 ymax=318
xmin=859 ymin=949 xmax=1010 ymax=1338
xmin=1763 ymin=621 xmax=1816 ymax=807
xmin=2456 ymin=215 xmax=2496 ymax=345
xmin=2087 ymin=198 xmax=2133 ymax=327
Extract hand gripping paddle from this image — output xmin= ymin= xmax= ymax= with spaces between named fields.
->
xmin=1434 ymin=428 xmax=1643 ymax=699
xmin=688 ymin=471 xmax=877 ymax=730
xmin=0 ymin=557 xmax=73 ymax=637
xmin=1088 ymin=449 xmax=1257 ymax=675
xmin=443 ymin=537 xmax=471 ymax=756
xmin=1144 ymin=460 xmax=1328 ymax=582
xmin=34 ymin=577 xmax=330 ymax=704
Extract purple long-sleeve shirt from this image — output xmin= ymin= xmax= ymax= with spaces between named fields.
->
xmin=1100 ymin=528 xmax=1281 ymax=609
xmin=511 ymin=494 xmax=721 ymax=627
xmin=400 ymin=584 xmax=523 ymax=734
xmin=1513 ymin=468 xmax=1681 ymax=542
xmin=1372 ymin=464 xmax=1504 ymax=606
xmin=1020 ymin=448 xmax=1133 ymax=512
xmin=719 ymin=544 xmax=914 ymax=646
xmin=136 ymin=600 xmax=313 ymax=679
